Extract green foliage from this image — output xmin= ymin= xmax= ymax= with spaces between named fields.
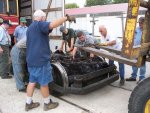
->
xmin=113 ymin=0 xmax=128 ymax=4
xmin=85 ymin=0 xmax=128 ymax=6
xmin=65 ymin=3 xmax=79 ymax=9
xmin=85 ymin=0 xmax=112 ymax=6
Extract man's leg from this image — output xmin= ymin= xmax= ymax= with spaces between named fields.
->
xmin=25 ymin=82 xmax=40 ymax=111
xmin=11 ymin=46 xmax=26 ymax=91
xmin=0 ymin=46 xmax=12 ymax=79
xmin=126 ymin=66 xmax=137 ymax=81
xmin=40 ymin=85 xmax=50 ymax=98
xmin=119 ymin=63 xmax=125 ymax=85
xmin=25 ymin=66 xmax=40 ymax=111
xmin=131 ymin=66 xmax=138 ymax=79
xmin=12 ymin=63 xmax=26 ymax=90
xmin=109 ymin=60 xmax=114 ymax=65
xmin=139 ymin=64 xmax=146 ymax=80
xmin=26 ymin=83 xmax=36 ymax=98
xmin=41 ymin=85 xmax=58 ymax=111
xmin=119 ymin=63 xmax=125 ymax=80
xmin=39 ymin=61 xmax=59 ymax=111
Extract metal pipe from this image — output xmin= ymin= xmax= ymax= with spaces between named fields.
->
xmin=6 ymin=0 xmax=9 ymax=13
xmin=16 ymin=0 xmax=19 ymax=17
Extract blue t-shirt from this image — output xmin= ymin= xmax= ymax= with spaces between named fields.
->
xmin=134 ymin=27 xmax=142 ymax=46
xmin=13 ymin=25 xmax=28 ymax=42
xmin=26 ymin=21 xmax=52 ymax=67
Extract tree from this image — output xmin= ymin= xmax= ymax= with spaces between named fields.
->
xmin=113 ymin=0 xmax=128 ymax=4
xmin=65 ymin=3 xmax=79 ymax=9
xmin=85 ymin=0 xmax=112 ymax=6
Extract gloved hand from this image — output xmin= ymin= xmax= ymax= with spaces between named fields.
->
xmin=66 ymin=14 xmax=76 ymax=23
xmin=98 ymin=43 xmax=108 ymax=46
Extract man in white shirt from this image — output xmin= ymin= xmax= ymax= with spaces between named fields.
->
xmin=99 ymin=25 xmax=125 ymax=85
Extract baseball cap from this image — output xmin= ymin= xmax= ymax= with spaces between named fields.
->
xmin=3 ymin=20 xmax=12 ymax=26
xmin=138 ymin=17 xmax=144 ymax=23
xmin=20 ymin=17 xmax=27 ymax=23
xmin=59 ymin=26 xmax=65 ymax=32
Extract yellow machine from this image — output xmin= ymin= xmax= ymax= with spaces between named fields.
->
xmin=79 ymin=0 xmax=150 ymax=113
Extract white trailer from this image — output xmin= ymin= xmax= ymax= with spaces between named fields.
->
xmin=19 ymin=0 xmax=65 ymax=37
xmin=18 ymin=0 xmax=65 ymax=51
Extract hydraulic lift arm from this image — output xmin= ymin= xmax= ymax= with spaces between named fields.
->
xmin=80 ymin=0 xmax=150 ymax=67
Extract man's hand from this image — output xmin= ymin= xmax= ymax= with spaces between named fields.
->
xmin=67 ymin=47 xmax=73 ymax=52
xmin=90 ymin=53 xmax=94 ymax=58
xmin=66 ymin=14 xmax=76 ymax=23
xmin=58 ymin=47 xmax=63 ymax=52
xmin=98 ymin=43 xmax=108 ymax=46
xmin=72 ymin=55 xmax=75 ymax=60
xmin=0 ymin=47 xmax=3 ymax=54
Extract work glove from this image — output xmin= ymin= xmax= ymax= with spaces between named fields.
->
xmin=98 ymin=43 xmax=108 ymax=46
xmin=66 ymin=14 xmax=76 ymax=23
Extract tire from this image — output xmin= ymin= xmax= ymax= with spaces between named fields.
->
xmin=128 ymin=77 xmax=150 ymax=113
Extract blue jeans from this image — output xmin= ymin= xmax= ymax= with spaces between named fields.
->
xmin=109 ymin=60 xmax=125 ymax=80
xmin=10 ymin=46 xmax=26 ymax=90
xmin=131 ymin=64 xmax=146 ymax=80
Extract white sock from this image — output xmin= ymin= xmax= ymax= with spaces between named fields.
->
xmin=26 ymin=96 xmax=32 ymax=104
xmin=44 ymin=96 xmax=50 ymax=104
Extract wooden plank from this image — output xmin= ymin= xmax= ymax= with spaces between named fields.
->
xmin=46 ymin=0 xmax=52 ymax=18
xmin=42 ymin=7 xmax=62 ymax=12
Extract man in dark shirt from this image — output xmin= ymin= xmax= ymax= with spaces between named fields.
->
xmin=59 ymin=26 xmax=76 ymax=52
xmin=25 ymin=10 xmax=75 ymax=111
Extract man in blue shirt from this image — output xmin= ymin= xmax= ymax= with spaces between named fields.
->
xmin=126 ymin=17 xmax=146 ymax=83
xmin=25 ymin=10 xmax=75 ymax=111
xmin=0 ymin=20 xmax=12 ymax=79
xmin=13 ymin=17 xmax=28 ymax=43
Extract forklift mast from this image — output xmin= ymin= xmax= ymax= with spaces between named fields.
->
xmin=80 ymin=0 xmax=150 ymax=67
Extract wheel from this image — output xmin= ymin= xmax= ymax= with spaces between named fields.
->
xmin=49 ymin=62 xmax=69 ymax=96
xmin=128 ymin=77 xmax=150 ymax=113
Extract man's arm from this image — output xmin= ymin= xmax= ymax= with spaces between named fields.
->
xmin=68 ymin=38 xmax=74 ymax=51
xmin=107 ymin=40 xmax=116 ymax=46
xmin=13 ymin=27 xmax=18 ymax=44
xmin=14 ymin=37 xmax=17 ymax=44
xmin=49 ymin=16 xmax=75 ymax=29
xmin=0 ymin=46 xmax=3 ymax=54
xmin=59 ymin=40 xmax=65 ymax=51
xmin=72 ymin=47 xmax=77 ymax=59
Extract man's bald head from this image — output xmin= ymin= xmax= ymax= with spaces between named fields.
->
xmin=99 ymin=25 xmax=107 ymax=37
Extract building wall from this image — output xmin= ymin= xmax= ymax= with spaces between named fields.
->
xmin=33 ymin=0 xmax=64 ymax=36
xmin=66 ymin=12 xmax=145 ymax=37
